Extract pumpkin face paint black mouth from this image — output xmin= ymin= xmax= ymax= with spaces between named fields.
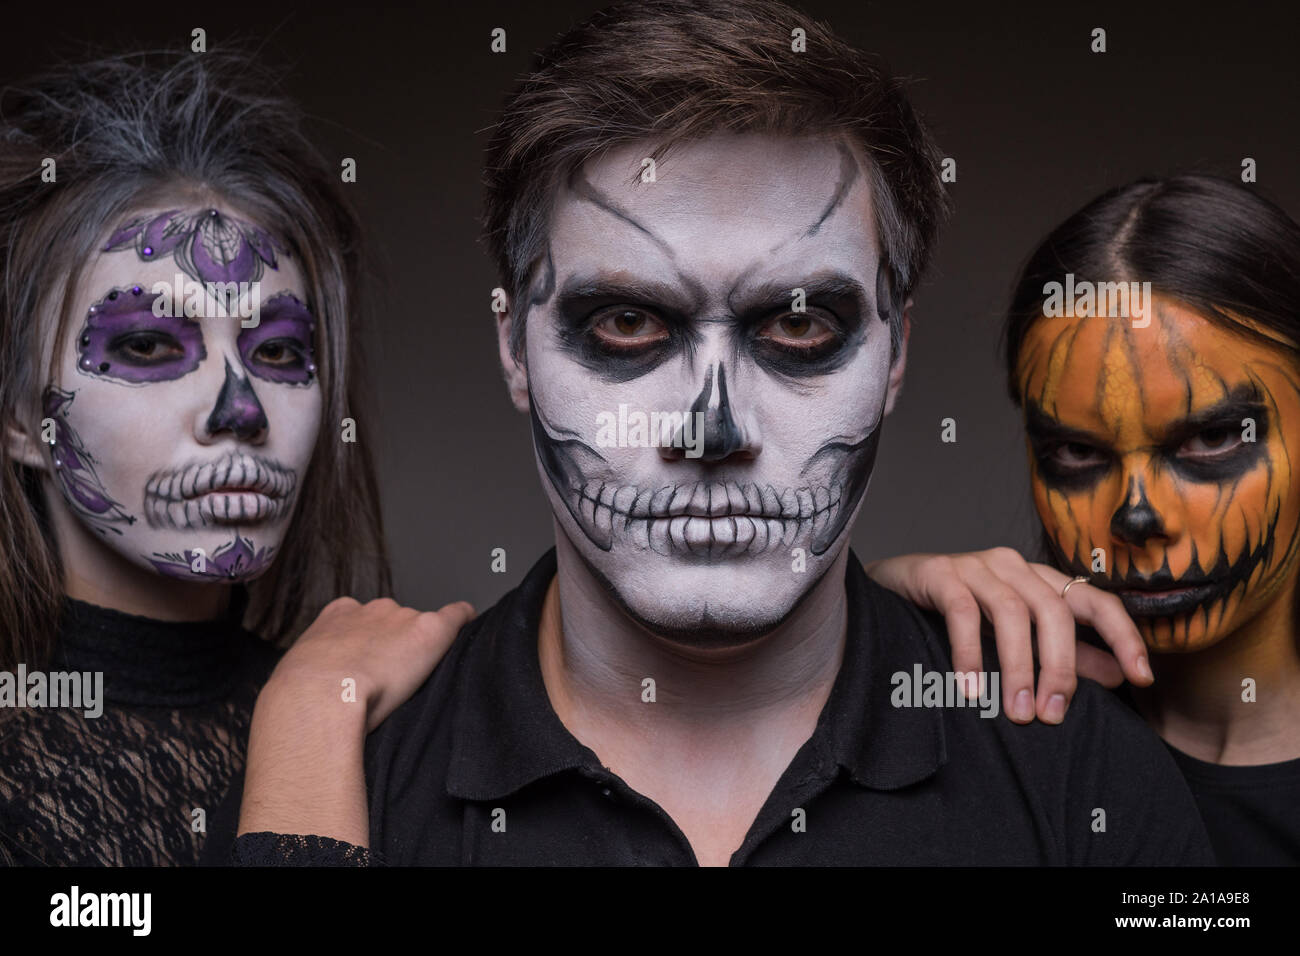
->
xmin=1046 ymin=511 xmax=1275 ymax=621
xmin=1017 ymin=296 xmax=1300 ymax=652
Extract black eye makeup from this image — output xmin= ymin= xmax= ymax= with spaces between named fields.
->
xmin=737 ymin=275 xmax=868 ymax=378
xmin=553 ymin=285 xmax=689 ymax=382
xmin=1164 ymin=402 xmax=1268 ymax=482
xmin=746 ymin=305 xmax=857 ymax=376
xmin=1026 ymin=396 xmax=1272 ymax=491
xmin=550 ymin=274 xmax=870 ymax=382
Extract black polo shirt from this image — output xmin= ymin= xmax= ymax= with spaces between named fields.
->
xmin=222 ymin=548 xmax=1215 ymax=866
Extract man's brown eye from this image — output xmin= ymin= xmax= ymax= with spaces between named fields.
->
xmin=592 ymin=309 xmax=669 ymax=347
xmin=758 ymin=313 xmax=835 ymax=348
xmin=614 ymin=312 xmax=643 ymax=335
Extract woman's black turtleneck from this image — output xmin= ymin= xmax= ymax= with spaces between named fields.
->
xmin=0 ymin=596 xmax=279 ymax=866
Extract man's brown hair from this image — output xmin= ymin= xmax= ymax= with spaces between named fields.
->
xmin=483 ymin=0 xmax=950 ymax=359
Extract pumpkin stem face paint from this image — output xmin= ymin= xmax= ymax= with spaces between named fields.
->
xmin=1017 ymin=295 xmax=1300 ymax=652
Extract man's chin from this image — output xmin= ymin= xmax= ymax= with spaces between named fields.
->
xmin=572 ymin=538 xmax=844 ymax=648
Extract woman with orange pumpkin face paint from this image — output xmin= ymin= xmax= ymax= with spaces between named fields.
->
xmin=867 ymin=175 xmax=1300 ymax=864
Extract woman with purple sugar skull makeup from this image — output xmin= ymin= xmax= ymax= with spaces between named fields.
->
xmin=0 ymin=50 xmax=469 ymax=866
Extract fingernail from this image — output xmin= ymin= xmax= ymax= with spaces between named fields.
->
xmin=1136 ymin=656 xmax=1153 ymax=681
xmin=1044 ymin=693 xmax=1067 ymax=723
xmin=1014 ymin=689 xmax=1033 ymax=721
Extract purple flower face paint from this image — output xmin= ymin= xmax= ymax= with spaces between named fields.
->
xmin=104 ymin=208 xmax=280 ymax=286
xmin=42 ymin=387 xmax=135 ymax=534
xmin=237 ymin=292 xmax=318 ymax=385
xmin=39 ymin=204 xmax=323 ymax=588
xmin=150 ymin=534 xmax=277 ymax=580
xmin=76 ymin=286 xmax=206 ymax=384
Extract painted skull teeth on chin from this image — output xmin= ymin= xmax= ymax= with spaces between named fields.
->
xmin=143 ymin=454 xmax=298 ymax=530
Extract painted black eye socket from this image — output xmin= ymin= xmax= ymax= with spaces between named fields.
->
xmin=110 ymin=331 xmax=185 ymax=364
xmin=1031 ymin=439 xmax=1113 ymax=491
xmin=747 ymin=307 xmax=855 ymax=376
xmin=1167 ymin=417 xmax=1266 ymax=482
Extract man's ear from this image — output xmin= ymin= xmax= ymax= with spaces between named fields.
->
xmin=882 ymin=300 xmax=912 ymax=417
xmin=496 ymin=304 xmax=530 ymax=413
xmin=6 ymin=417 xmax=48 ymax=470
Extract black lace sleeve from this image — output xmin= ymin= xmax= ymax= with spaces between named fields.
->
xmin=231 ymin=832 xmax=381 ymax=866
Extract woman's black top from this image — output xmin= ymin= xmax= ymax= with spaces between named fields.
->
xmin=0 ymin=598 xmax=279 ymax=866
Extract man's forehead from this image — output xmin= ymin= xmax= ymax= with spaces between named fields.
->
xmin=546 ymin=131 xmax=881 ymax=296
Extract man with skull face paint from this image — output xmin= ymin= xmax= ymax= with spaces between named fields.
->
xmin=872 ymin=176 xmax=1300 ymax=865
xmin=231 ymin=0 xmax=1212 ymax=867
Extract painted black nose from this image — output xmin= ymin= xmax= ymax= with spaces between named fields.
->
xmin=1110 ymin=477 xmax=1164 ymax=546
xmin=206 ymin=358 xmax=268 ymax=442
xmin=682 ymin=362 xmax=745 ymax=462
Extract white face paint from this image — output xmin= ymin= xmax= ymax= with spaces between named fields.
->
xmin=39 ymin=204 xmax=322 ymax=582
xmin=520 ymin=132 xmax=900 ymax=639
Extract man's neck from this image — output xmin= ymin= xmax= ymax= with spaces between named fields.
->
xmin=1134 ymin=579 xmax=1300 ymax=766
xmin=536 ymin=530 xmax=852 ymax=864
xmin=539 ymin=529 xmax=850 ymax=738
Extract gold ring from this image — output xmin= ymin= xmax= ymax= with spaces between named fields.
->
xmin=1060 ymin=575 xmax=1090 ymax=599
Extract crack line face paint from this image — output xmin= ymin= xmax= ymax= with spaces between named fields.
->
xmin=40 ymin=204 xmax=321 ymax=583
xmin=1016 ymin=296 xmax=1300 ymax=652
xmin=522 ymin=132 xmax=898 ymax=637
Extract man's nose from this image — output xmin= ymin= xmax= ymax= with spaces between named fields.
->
xmin=1109 ymin=475 xmax=1165 ymax=547
xmin=661 ymin=360 xmax=758 ymax=463
xmin=200 ymin=357 xmax=268 ymax=443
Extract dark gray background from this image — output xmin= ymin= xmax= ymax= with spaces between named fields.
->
xmin=7 ymin=1 xmax=1298 ymax=611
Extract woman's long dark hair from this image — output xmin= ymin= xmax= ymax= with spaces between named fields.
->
xmin=0 ymin=50 xmax=392 ymax=667
xmin=1004 ymin=174 xmax=1300 ymax=401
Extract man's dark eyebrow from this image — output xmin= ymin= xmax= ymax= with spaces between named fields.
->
xmin=1024 ymin=401 xmax=1107 ymax=446
xmin=554 ymin=274 xmax=700 ymax=316
xmin=728 ymin=273 xmax=870 ymax=318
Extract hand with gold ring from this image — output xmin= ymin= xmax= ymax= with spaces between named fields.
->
xmin=864 ymin=550 xmax=1153 ymax=725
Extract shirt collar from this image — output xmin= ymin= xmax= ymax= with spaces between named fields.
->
xmin=447 ymin=548 xmax=946 ymax=801
xmin=825 ymin=556 xmax=948 ymax=789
